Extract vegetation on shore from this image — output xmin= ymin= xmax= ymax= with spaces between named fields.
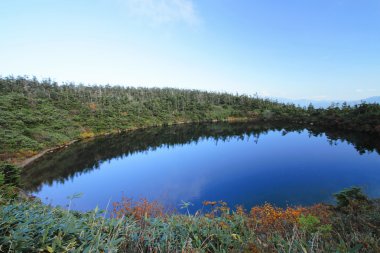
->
xmin=1 ymin=76 xmax=380 ymax=252
xmin=1 ymin=76 xmax=380 ymax=162
xmin=21 ymin=121 xmax=380 ymax=193
xmin=1 ymin=163 xmax=379 ymax=252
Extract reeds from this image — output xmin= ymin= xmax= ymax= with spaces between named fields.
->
xmin=1 ymin=188 xmax=379 ymax=252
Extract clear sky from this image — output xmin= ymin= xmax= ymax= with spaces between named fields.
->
xmin=0 ymin=0 xmax=379 ymax=100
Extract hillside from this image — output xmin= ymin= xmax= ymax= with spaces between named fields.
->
xmin=1 ymin=76 xmax=380 ymax=161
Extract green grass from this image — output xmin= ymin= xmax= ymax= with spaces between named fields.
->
xmin=1 ymin=186 xmax=379 ymax=252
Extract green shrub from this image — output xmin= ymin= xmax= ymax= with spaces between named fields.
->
xmin=0 ymin=162 xmax=20 ymax=187
xmin=0 ymin=201 xmax=126 ymax=253
xmin=334 ymin=187 xmax=370 ymax=210
xmin=298 ymin=214 xmax=321 ymax=233
xmin=0 ymin=163 xmax=21 ymax=200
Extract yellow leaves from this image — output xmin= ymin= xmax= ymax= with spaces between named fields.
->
xmin=79 ymin=131 xmax=95 ymax=139
xmin=231 ymin=233 xmax=241 ymax=241
xmin=219 ymin=221 xmax=229 ymax=229
xmin=88 ymin=102 xmax=97 ymax=111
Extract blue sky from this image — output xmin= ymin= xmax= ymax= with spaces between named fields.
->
xmin=0 ymin=0 xmax=379 ymax=100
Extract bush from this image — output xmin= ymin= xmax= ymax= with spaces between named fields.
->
xmin=0 ymin=163 xmax=21 ymax=201
xmin=1 ymin=184 xmax=379 ymax=252
xmin=0 ymin=201 xmax=126 ymax=253
xmin=0 ymin=162 xmax=20 ymax=187
xmin=334 ymin=187 xmax=370 ymax=210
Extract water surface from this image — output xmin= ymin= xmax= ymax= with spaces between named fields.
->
xmin=23 ymin=122 xmax=380 ymax=212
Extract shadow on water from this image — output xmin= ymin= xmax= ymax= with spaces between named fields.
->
xmin=22 ymin=121 xmax=380 ymax=194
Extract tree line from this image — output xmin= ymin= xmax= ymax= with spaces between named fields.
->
xmin=0 ymin=76 xmax=379 ymax=160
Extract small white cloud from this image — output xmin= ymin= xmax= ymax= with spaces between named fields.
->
xmin=123 ymin=0 xmax=200 ymax=26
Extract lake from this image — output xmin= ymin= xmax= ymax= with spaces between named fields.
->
xmin=23 ymin=122 xmax=380 ymax=213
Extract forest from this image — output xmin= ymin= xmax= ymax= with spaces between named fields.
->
xmin=1 ymin=76 xmax=379 ymax=162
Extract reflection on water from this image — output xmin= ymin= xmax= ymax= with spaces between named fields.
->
xmin=23 ymin=122 xmax=380 ymax=212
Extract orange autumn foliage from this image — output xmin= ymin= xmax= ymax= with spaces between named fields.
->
xmin=202 ymin=200 xmax=332 ymax=237
xmin=112 ymin=197 xmax=164 ymax=221
xmin=248 ymin=203 xmax=333 ymax=236
xmin=249 ymin=203 xmax=306 ymax=232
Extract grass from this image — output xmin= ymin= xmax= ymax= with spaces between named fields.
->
xmin=1 ymin=186 xmax=379 ymax=252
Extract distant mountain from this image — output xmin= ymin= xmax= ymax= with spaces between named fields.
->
xmin=363 ymin=96 xmax=380 ymax=104
xmin=271 ymin=96 xmax=380 ymax=108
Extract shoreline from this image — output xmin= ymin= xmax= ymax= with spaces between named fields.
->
xmin=13 ymin=117 xmax=380 ymax=168
xmin=16 ymin=140 xmax=79 ymax=168
xmin=15 ymin=117 xmax=258 ymax=168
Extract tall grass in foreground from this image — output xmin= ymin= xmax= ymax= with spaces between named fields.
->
xmin=1 ymin=187 xmax=379 ymax=252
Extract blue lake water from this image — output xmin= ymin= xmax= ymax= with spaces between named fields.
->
xmin=23 ymin=122 xmax=380 ymax=212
